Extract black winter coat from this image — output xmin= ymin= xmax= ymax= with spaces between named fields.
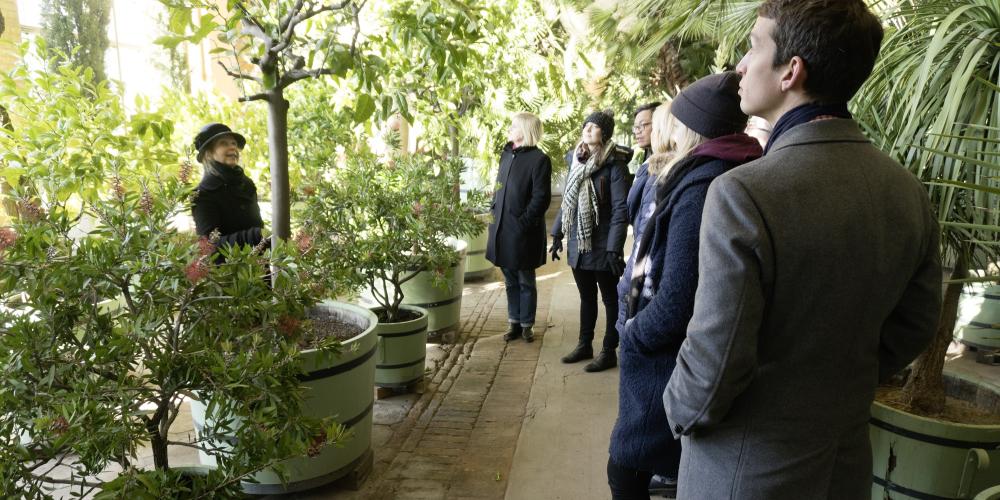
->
xmin=550 ymin=146 xmax=632 ymax=271
xmin=486 ymin=143 xmax=552 ymax=270
xmin=191 ymin=164 xmax=265 ymax=247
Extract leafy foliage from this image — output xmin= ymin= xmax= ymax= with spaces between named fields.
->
xmin=299 ymin=152 xmax=484 ymax=323
xmin=0 ymin=49 xmax=342 ymax=497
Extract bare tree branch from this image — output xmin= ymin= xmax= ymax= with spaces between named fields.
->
xmin=29 ymin=473 xmax=103 ymax=489
xmin=272 ymin=0 xmax=353 ymax=54
xmin=350 ymin=1 xmax=364 ymax=57
xmin=239 ymin=92 xmax=272 ymax=103
xmin=278 ymin=68 xmax=335 ymax=89
xmin=217 ymin=61 xmax=263 ymax=84
xmin=234 ymin=1 xmax=271 ymax=45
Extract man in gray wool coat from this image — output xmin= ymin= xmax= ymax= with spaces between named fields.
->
xmin=663 ymin=1 xmax=943 ymax=499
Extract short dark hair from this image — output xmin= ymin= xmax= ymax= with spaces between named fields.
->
xmin=633 ymin=102 xmax=661 ymax=119
xmin=758 ymin=0 xmax=883 ymax=103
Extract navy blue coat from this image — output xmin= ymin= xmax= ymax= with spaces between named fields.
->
xmin=608 ymin=157 xmax=738 ymax=474
xmin=550 ymin=146 xmax=631 ymax=271
xmin=615 ymin=161 xmax=657 ymax=335
xmin=486 ymin=143 xmax=552 ymax=270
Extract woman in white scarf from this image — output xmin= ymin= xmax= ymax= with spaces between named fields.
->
xmin=549 ymin=110 xmax=632 ymax=373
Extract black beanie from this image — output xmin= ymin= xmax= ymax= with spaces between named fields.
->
xmin=670 ymin=72 xmax=748 ymax=139
xmin=583 ymin=110 xmax=615 ymax=141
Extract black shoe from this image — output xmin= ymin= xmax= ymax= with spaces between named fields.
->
xmin=522 ymin=326 xmax=535 ymax=343
xmin=561 ymin=344 xmax=593 ymax=363
xmin=584 ymin=349 xmax=617 ymax=372
xmin=503 ymin=324 xmax=522 ymax=342
xmin=649 ymin=474 xmax=677 ymax=498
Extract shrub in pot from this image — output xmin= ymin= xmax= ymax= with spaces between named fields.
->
xmin=0 ymin=57 xmax=344 ymax=496
xmin=301 ymin=151 xmax=483 ymax=387
xmin=0 ymin=171 xmax=346 ymax=497
xmin=852 ymin=2 xmax=1000 ymax=497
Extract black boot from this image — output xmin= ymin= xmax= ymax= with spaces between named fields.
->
xmin=522 ymin=326 xmax=535 ymax=343
xmin=561 ymin=343 xmax=593 ymax=363
xmin=503 ymin=324 xmax=522 ymax=342
xmin=584 ymin=349 xmax=617 ymax=372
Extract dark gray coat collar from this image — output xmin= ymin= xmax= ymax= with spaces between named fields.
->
xmin=767 ymin=118 xmax=870 ymax=155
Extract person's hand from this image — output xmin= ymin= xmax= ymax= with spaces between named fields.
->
xmin=549 ymin=238 xmax=563 ymax=261
xmin=606 ymin=251 xmax=624 ymax=276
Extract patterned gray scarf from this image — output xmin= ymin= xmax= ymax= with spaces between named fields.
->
xmin=561 ymin=143 xmax=604 ymax=253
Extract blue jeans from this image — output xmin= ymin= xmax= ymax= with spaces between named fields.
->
xmin=500 ymin=267 xmax=537 ymax=327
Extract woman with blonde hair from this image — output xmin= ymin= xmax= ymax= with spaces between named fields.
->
xmin=550 ymin=110 xmax=632 ymax=372
xmin=607 ymin=72 xmax=763 ymax=499
xmin=486 ymin=112 xmax=552 ymax=343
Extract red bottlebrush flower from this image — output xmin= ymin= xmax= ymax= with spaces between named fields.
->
xmin=179 ymin=160 xmax=194 ymax=184
xmin=111 ymin=176 xmax=126 ymax=202
xmin=0 ymin=227 xmax=17 ymax=252
xmin=302 ymin=186 xmax=317 ymax=196
xmin=17 ymin=200 xmax=44 ymax=222
xmin=411 ymin=202 xmax=423 ymax=217
xmin=307 ymin=433 xmax=326 ymax=457
xmin=294 ymin=231 xmax=313 ymax=253
xmin=50 ymin=416 xmax=69 ymax=436
xmin=185 ymin=259 xmax=210 ymax=284
xmin=139 ymin=188 xmax=154 ymax=214
xmin=277 ymin=316 xmax=302 ymax=338
xmin=196 ymin=236 xmax=215 ymax=257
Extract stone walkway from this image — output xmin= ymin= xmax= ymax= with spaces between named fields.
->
xmin=301 ymin=258 xmax=563 ymax=499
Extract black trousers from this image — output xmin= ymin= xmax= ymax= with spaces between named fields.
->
xmin=607 ymin=459 xmax=653 ymax=500
xmin=571 ymin=267 xmax=619 ymax=351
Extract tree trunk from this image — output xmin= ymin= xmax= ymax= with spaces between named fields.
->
xmin=147 ymin=419 xmax=169 ymax=470
xmin=267 ymin=92 xmax=291 ymax=242
xmin=900 ymin=250 xmax=967 ymax=415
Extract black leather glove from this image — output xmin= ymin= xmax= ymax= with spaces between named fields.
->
xmin=549 ymin=237 xmax=563 ymax=261
xmin=606 ymin=251 xmax=624 ymax=276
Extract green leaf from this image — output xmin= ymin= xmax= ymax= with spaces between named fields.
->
xmin=353 ymin=95 xmax=376 ymax=123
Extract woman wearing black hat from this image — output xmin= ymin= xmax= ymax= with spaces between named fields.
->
xmin=191 ymin=123 xmax=265 ymax=249
xmin=607 ymin=72 xmax=762 ymax=499
xmin=550 ymin=110 xmax=632 ymax=373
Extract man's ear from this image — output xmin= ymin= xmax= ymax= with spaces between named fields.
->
xmin=780 ymin=55 xmax=808 ymax=93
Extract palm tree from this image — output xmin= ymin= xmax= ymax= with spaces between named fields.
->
xmin=853 ymin=0 xmax=1000 ymax=414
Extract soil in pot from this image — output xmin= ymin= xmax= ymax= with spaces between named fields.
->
xmin=298 ymin=310 xmax=365 ymax=348
xmin=876 ymin=386 xmax=1000 ymax=425
xmin=373 ymin=308 xmax=423 ymax=324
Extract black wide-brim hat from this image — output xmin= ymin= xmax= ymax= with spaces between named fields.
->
xmin=194 ymin=123 xmax=246 ymax=162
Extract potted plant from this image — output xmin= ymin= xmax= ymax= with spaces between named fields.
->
xmin=0 ymin=157 xmax=341 ymax=498
xmin=852 ymin=2 xmax=1000 ymax=497
xmin=459 ymin=188 xmax=495 ymax=280
xmin=0 ymin=53 xmax=375 ymax=495
xmin=302 ymin=151 xmax=483 ymax=388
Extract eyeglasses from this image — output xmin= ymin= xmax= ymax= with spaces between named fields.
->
xmin=632 ymin=122 xmax=651 ymax=133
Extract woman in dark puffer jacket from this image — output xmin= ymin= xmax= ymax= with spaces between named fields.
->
xmin=607 ymin=72 xmax=763 ymax=500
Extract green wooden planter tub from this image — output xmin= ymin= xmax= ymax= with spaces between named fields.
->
xmin=191 ymin=300 xmax=378 ymax=494
xmin=371 ymin=304 xmax=429 ymax=388
xmin=460 ymin=213 xmax=493 ymax=280
xmin=398 ymin=239 xmax=467 ymax=334
xmin=870 ymin=374 xmax=1000 ymax=499
xmin=956 ymin=284 xmax=1000 ymax=351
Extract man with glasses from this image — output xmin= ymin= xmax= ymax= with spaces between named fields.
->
xmin=628 ymin=102 xmax=661 ymax=179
